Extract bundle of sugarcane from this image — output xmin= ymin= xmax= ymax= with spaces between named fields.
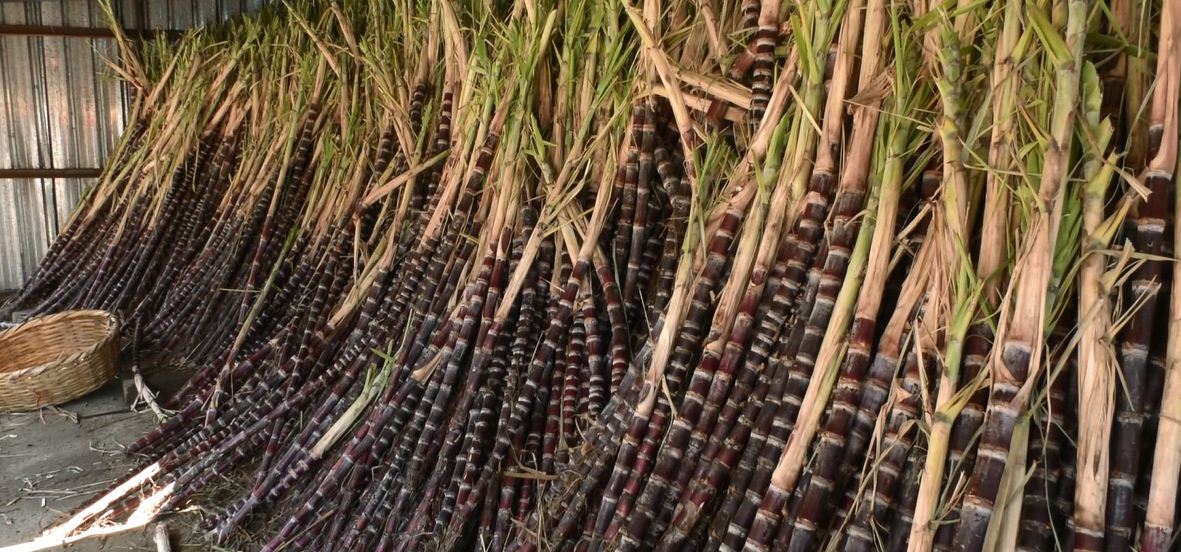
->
xmin=9 ymin=0 xmax=1181 ymax=550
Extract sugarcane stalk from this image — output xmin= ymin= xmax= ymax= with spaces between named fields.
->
xmin=1015 ymin=330 xmax=1074 ymax=552
xmin=1070 ymin=59 xmax=1126 ymax=551
xmin=988 ymin=414 xmax=1031 ymax=550
xmin=946 ymin=0 xmax=1023 ymax=479
xmin=904 ymin=2 xmax=982 ymax=548
xmin=1142 ymin=6 xmax=1181 ymax=546
xmin=951 ymin=1 xmax=1089 ymax=548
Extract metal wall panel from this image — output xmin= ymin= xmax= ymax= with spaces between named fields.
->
xmin=0 ymin=0 xmax=260 ymax=290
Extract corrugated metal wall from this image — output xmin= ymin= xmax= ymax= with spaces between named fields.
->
xmin=0 ymin=0 xmax=262 ymax=290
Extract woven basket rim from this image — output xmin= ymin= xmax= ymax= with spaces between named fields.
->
xmin=0 ymin=309 xmax=119 ymax=379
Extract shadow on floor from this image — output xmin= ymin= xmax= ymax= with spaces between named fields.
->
xmin=0 ymin=357 xmax=206 ymax=551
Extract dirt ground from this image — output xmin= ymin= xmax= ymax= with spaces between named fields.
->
xmin=0 ymin=329 xmax=206 ymax=551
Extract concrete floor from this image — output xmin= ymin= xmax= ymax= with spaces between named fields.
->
xmin=0 ymin=348 xmax=205 ymax=551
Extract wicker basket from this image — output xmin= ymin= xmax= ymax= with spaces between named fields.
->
xmin=0 ymin=310 xmax=119 ymax=412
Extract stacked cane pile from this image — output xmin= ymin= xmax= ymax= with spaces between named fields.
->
xmin=8 ymin=0 xmax=1181 ymax=550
